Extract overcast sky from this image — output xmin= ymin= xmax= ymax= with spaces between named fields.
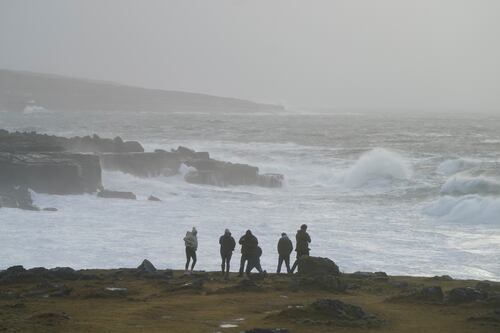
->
xmin=1 ymin=0 xmax=499 ymax=111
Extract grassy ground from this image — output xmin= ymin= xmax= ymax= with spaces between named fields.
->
xmin=0 ymin=270 xmax=499 ymax=333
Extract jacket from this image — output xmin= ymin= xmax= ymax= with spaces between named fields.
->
xmin=277 ymin=235 xmax=293 ymax=256
xmin=295 ymin=229 xmax=311 ymax=253
xmin=219 ymin=233 xmax=236 ymax=254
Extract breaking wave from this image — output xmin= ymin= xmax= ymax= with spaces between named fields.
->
xmin=437 ymin=158 xmax=479 ymax=175
xmin=441 ymin=176 xmax=500 ymax=196
xmin=342 ymin=148 xmax=412 ymax=187
xmin=424 ymin=195 xmax=500 ymax=224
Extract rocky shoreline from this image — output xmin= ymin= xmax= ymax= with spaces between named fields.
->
xmin=0 ymin=256 xmax=499 ymax=332
xmin=0 ymin=130 xmax=284 ymax=210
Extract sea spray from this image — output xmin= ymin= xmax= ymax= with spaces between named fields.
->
xmin=343 ymin=148 xmax=412 ymax=187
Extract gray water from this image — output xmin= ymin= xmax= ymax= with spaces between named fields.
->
xmin=1 ymin=110 xmax=499 ymax=280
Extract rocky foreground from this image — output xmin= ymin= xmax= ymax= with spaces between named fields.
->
xmin=0 ymin=130 xmax=284 ymax=210
xmin=0 ymin=256 xmax=499 ymax=333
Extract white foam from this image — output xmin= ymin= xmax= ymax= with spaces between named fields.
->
xmin=342 ymin=148 xmax=412 ymax=187
xmin=437 ymin=158 xmax=479 ymax=175
xmin=424 ymin=195 xmax=500 ymax=224
xmin=22 ymin=105 xmax=51 ymax=114
xmin=441 ymin=176 xmax=500 ymax=196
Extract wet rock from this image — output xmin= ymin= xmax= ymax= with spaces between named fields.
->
xmin=100 ymin=152 xmax=181 ymax=177
xmin=0 ymin=130 xmax=143 ymax=153
xmin=42 ymin=207 xmax=58 ymax=211
xmin=297 ymin=256 xmax=340 ymax=276
xmin=97 ymin=189 xmax=136 ymax=200
xmin=137 ymin=259 xmax=157 ymax=274
xmin=0 ymin=152 xmax=101 ymax=194
xmin=387 ymin=286 xmax=444 ymax=303
xmin=446 ymin=287 xmax=488 ymax=304
xmin=0 ymin=185 xmax=39 ymax=210
xmin=148 ymin=195 xmax=161 ymax=201
xmin=311 ymin=299 xmax=374 ymax=320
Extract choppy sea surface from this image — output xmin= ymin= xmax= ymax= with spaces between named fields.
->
xmin=1 ymin=109 xmax=499 ymax=280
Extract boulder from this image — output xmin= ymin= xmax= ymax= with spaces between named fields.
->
xmin=148 ymin=195 xmax=161 ymax=201
xmin=352 ymin=271 xmax=389 ymax=281
xmin=297 ymin=256 xmax=340 ymax=276
xmin=97 ymin=189 xmax=136 ymax=200
xmin=446 ymin=287 xmax=488 ymax=304
xmin=310 ymin=299 xmax=374 ymax=321
xmin=292 ymin=275 xmax=346 ymax=292
xmin=137 ymin=259 xmax=157 ymax=274
xmin=100 ymin=152 xmax=181 ymax=177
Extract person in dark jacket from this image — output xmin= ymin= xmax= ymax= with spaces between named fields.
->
xmin=291 ymin=224 xmax=311 ymax=273
xmin=183 ymin=227 xmax=198 ymax=275
xmin=238 ymin=230 xmax=258 ymax=277
xmin=276 ymin=232 xmax=293 ymax=274
xmin=219 ymin=229 xmax=236 ymax=279
xmin=246 ymin=246 xmax=265 ymax=275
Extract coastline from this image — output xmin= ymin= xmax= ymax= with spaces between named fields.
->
xmin=1 ymin=262 xmax=499 ymax=333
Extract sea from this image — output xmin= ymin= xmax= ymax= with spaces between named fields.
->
xmin=1 ymin=109 xmax=499 ymax=280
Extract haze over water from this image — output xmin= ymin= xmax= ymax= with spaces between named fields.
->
xmin=1 ymin=109 xmax=499 ymax=280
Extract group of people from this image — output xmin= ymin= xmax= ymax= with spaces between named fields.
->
xmin=183 ymin=224 xmax=312 ymax=278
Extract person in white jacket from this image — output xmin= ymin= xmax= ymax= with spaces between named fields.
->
xmin=183 ymin=227 xmax=198 ymax=274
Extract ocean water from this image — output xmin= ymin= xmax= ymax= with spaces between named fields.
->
xmin=1 ymin=110 xmax=499 ymax=280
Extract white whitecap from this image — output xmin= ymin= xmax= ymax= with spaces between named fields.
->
xmin=342 ymin=148 xmax=412 ymax=187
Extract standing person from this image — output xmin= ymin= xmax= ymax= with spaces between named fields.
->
xmin=183 ymin=227 xmax=198 ymax=274
xmin=219 ymin=229 xmax=236 ymax=279
xmin=291 ymin=224 xmax=311 ymax=273
xmin=246 ymin=245 xmax=265 ymax=276
xmin=238 ymin=230 xmax=258 ymax=277
xmin=277 ymin=232 xmax=293 ymax=274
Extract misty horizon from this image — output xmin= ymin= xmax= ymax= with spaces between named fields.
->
xmin=1 ymin=0 xmax=499 ymax=112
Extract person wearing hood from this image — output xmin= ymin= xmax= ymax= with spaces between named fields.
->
xmin=183 ymin=227 xmax=198 ymax=274
xmin=277 ymin=232 xmax=293 ymax=274
xmin=219 ymin=229 xmax=236 ymax=279
xmin=238 ymin=229 xmax=258 ymax=277
xmin=291 ymin=224 xmax=311 ymax=273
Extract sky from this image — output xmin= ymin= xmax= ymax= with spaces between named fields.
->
xmin=0 ymin=0 xmax=499 ymax=111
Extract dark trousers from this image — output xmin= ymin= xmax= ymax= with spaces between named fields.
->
xmin=221 ymin=251 xmax=232 ymax=274
xmin=277 ymin=254 xmax=291 ymax=274
xmin=246 ymin=257 xmax=263 ymax=275
xmin=185 ymin=247 xmax=197 ymax=271
xmin=239 ymin=254 xmax=248 ymax=275
xmin=291 ymin=250 xmax=309 ymax=273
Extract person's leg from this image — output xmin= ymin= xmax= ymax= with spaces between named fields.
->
xmin=226 ymin=254 xmax=232 ymax=274
xmin=190 ymin=250 xmax=197 ymax=271
xmin=290 ymin=253 xmax=301 ymax=273
xmin=221 ymin=252 xmax=226 ymax=274
xmin=285 ymin=255 xmax=291 ymax=273
xmin=255 ymin=259 xmax=263 ymax=274
xmin=185 ymin=247 xmax=190 ymax=272
xmin=277 ymin=255 xmax=283 ymax=274
xmin=238 ymin=254 xmax=246 ymax=276
xmin=246 ymin=257 xmax=254 ymax=276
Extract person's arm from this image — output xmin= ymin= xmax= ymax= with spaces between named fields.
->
xmin=231 ymin=238 xmax=236 ymax=251
xmin=219 ymin=236 xmax=223 ymax=245
xmin=239 ymin=236 xmax=244 ymax=245
xmin=307 ymin=233 xmax=311 ymax=243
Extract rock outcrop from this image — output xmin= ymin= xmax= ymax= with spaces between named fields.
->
xmin=0 ymin=185 xmax=39 ymax=210
xmin=97 ymin=189 xmax=136 ymax=200
xmin=297 ymin=256 xmax=340 ymax=276
xmin=0 ymin=130 xmax=143 ymax=153
xmin=100 ymin=151 xmax=181 ymax=177
xmin=0 ymin=152 xmax=101 ymax=194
